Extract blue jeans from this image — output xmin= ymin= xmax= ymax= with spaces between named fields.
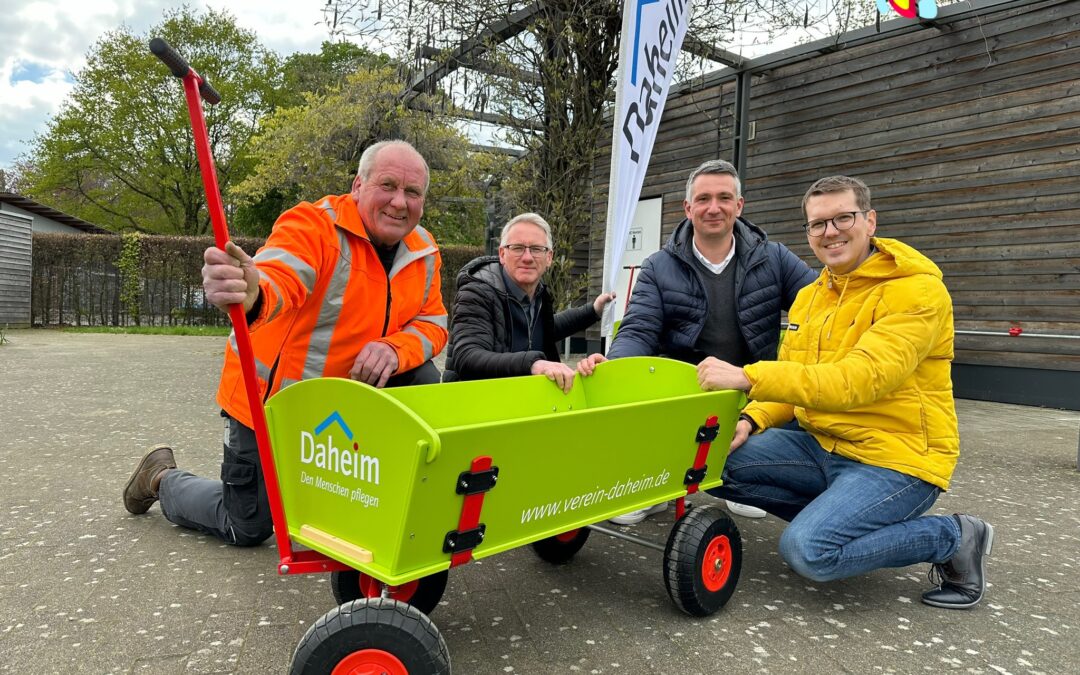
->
xmin=707 ymin=427 xmax=962 ymax=582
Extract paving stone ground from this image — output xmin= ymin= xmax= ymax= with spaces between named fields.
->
xmin=2 ymin=329 xmax=1078 ymax=674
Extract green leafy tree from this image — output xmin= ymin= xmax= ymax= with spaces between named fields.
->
xmin=18 ymin=8 xmax=283 ymax=235
xmin=281 ymin=41 xmax=390 ymax=103
xmin=231 ymin=40 xmax=390 ymax=233
xmin=233 ymin=64 xmax=501 ymax=243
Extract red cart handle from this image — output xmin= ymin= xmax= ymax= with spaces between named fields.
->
xmin=150 ymin=38 xmax=295 ymax=564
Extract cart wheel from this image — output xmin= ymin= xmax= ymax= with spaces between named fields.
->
xmin=290 ymin=597 xmax=450 ymax=675
xmin=531 ymin=527 xmax=590 ymax=564
xmin=663 ymin=504 xmax=742 ymax=617
xmin=331 ymin=569 xmax=449 ymax=615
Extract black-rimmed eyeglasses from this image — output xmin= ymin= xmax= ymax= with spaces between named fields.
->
xmin=804 ymin=211 xmax=867 ymax=237
xmin=502 ymin=244 xmax=551 ymax=256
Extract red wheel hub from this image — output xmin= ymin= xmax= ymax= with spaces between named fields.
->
xmin=555 ymin=529 xmax=581 ymax=543
xmin=358 ymin=573 xmax=418 ymax=603
xmin=701 ymin=535 xmax=732 ymax=592
xmin=332 ymin=649 xmax=407 ymax=675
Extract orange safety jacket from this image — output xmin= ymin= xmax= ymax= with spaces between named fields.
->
xmin=216 ymin=193 xmax=448 ymax=428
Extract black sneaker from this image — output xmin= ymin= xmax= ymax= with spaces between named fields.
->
xmin=921 ymin=514 xmax=994 ymax=609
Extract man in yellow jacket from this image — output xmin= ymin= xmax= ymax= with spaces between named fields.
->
xmin=697 ymin=175 xmax=993 ymax=609
xmin=122 ymin=140 xmax=448 ymax=546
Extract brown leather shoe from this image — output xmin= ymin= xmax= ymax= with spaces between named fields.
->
xmin=123 ymin=445 xmax=177 ymax=514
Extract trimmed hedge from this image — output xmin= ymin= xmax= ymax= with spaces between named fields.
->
xmin=439 ymin=244 xmax=484 ymax=314
xmin=31 ymin=232 xmax=482 ymax=327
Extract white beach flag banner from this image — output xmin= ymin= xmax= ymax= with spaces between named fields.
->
xmin=601 ymin=0 xmax=694 ymax=339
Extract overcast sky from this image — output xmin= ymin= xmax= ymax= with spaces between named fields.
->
xmin=0 ymin=1 xmax=330 ymax=171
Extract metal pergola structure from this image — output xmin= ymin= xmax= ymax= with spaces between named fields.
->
xmin=397 ymin=0 xmax=746 ymax=140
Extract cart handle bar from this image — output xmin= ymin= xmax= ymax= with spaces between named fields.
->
xmin=150 ymin=38 xmax=315 ymax=572
xmin=149 ymin=38 xmax=221 ymax=104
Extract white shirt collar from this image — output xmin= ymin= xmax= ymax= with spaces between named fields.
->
xmin=691 ymin=235 xmax=736 ymax=275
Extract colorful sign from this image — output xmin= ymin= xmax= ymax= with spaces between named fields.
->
xmin=877 ymin=0 xmax=939 ymax=20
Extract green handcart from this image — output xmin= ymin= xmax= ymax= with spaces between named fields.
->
xmin=267 ymin=356 xmax=746 ymax=674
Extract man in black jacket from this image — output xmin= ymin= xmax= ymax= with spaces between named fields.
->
xmin=578 ymin=159 xmax=817 ymax=524
xmin=444 ymin=212 xmax=615 ymax=392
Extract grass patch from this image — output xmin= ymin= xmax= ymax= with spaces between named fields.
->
xmin=62 ymin=325 xmax=232 ymax=337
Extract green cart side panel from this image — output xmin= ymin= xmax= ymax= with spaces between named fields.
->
xmin=264 ymin=357 xmax=745 ymax=585
xmin=264 ymin=378 xmax=436 ymax=582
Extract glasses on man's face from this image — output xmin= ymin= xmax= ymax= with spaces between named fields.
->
xmin=503 ymin=244 xmax=551 ymax=256
xmin=804 ymin=211 xmax=866 ymax=237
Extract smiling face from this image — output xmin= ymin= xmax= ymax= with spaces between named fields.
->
xmin=684 ymin=173 xmax=744 ymax=245
xmin=350 ymin=145 xmax=428 ymax=247
xmin=498 ymin=221 xmax=553 ymax=296
xmin=805 ymin=189 xmax=877 ymax=275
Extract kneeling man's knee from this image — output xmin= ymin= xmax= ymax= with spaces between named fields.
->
xmin=778 ymin=526 xmax=840 ymax=583
xmin=228 ymin=520 xmax=273 ymax=547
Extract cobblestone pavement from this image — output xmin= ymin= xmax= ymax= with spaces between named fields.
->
xmin=2 ymin=329 xmax=1078 ymax=674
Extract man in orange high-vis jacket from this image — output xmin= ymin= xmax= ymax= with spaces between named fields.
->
xmin=122 ymin=140 xmax=448 ymax=546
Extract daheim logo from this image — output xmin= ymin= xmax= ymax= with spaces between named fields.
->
xmin=300 ymin=411 xmax=380 ymax=485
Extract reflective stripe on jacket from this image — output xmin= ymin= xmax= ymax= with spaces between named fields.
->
xmin=742 ymin=237 xmax=959 ymax=490
xmin=216 ymin=192 xmax=448 ymax=428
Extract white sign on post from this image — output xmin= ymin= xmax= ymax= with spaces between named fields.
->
xmin=612 ymin=197 xmax=662 ymax=327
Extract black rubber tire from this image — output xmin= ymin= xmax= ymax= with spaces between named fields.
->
xmin=531 ymin=527 xmax=591 ymax=564
xmin=290 ymin=598 xmax=450 ymax=675
xmin=330 ymin=569 xmax=449 ymax=616
xmin=663 ymin=504 xmax=742 ymax=617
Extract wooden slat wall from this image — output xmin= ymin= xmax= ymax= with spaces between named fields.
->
xmin=588 ymin=0 xmax=1080 ymax=371
xmin=0 ymin=211 xmax=33 ymax=328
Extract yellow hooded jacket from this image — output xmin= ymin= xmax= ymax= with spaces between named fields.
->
xmin=741 ymin=237 xmax=959 ymax=490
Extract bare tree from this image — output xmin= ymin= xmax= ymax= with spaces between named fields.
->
xmin=321 ymin=0 xmax=876 ymax=306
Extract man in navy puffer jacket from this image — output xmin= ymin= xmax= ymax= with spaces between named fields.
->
xmin=605 ymin=161 xmax=815 ymax=364
xmin=579 ymin=159 xmax=816 ymax=524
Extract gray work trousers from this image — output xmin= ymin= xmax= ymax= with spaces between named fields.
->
xmin=157 ymin=360 xmax=442 ymax=546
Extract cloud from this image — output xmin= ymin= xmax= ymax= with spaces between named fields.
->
xmin=205 ymin=0 xmax=330 ymax=55
xmin=0 ymin=58 xmax=75 ymax=166
xmin=0 ymin=0 xmax=328 ymax=169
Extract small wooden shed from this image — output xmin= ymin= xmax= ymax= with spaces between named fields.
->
xmin=0 ymin=210 xmax=33 ymax=328
xmin=0 ymin=192 xmax=112 ymax=328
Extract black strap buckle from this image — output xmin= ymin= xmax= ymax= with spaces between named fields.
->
xmin=443 ymin=525 xmax=486 ymax=553
xmin=695 ymin=425 xmax=719 ymax=443
xmin=456 ymin=467 xmax=499 ymax=495
xmin=684 ymin=466 xmax=708 ymax=485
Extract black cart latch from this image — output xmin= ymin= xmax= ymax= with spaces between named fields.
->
xmin=456 ymin=467 xmax=499 ymax=495
xmin=695 ymin=424 xmax=719 ymax=443
xmin=684 ymin=466 xmax=708 ymax=485
xmin=443 ymin=525 xmax=486 ymax=553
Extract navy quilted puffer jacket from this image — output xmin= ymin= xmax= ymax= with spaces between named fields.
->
xmin=608 ymin=217 xmax=816 ymax=363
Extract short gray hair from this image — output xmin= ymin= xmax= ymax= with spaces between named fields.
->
xmin=685 ymin=159 xmax=742 ymax=202
xmin=357 ymin=140 xmax=430 ymax=193
xmin=802 ymin=175 xmax=872 ymax=218
xmin=500 ymin=212 xmax=553 ymax=249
